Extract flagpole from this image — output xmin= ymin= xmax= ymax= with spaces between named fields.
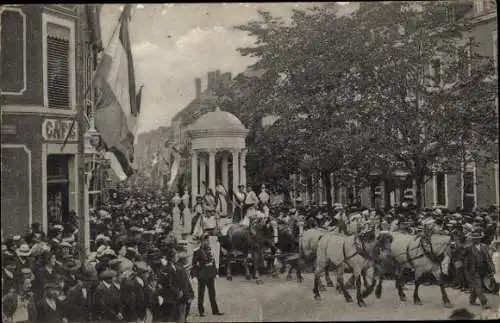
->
xmin=61 ymin=4 xmax=132 ymax=152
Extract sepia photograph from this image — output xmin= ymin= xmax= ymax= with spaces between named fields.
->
xmin=1 ymin=2 xmax=499 ymax=322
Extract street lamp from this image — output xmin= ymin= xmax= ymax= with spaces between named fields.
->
xmin=81 ymin=100 xmax=102 ymax=255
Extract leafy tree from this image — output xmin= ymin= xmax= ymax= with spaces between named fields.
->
xmin=350 ymin=1 xmax=497 ymax=207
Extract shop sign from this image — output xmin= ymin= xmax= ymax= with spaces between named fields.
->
xmin=42 ymin=119 xmax=78 ymax=142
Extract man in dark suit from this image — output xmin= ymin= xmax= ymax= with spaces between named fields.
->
xmin=464 ymin=229 xmax=494 ymax=309
xmin=61 ymin=269 xmax=94 ymax=322
xmin=92 ymin=269 xmax=124 ymax=321
xmin=191 ymin=234 xmax=223 ymax=317
xmin=121 ymin=261 xmax=150 ymax=322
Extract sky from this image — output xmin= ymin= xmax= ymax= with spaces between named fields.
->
xmin=100 ymin=3 xmax=357 ymax=134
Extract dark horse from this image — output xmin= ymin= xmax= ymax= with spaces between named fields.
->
xmin=274 ymin=219 xmax=305 ymax=283
xmin=218 ymin=216 xmax=278 ymax=284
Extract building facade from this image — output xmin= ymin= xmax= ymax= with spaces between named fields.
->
xmin=1 ymin=5 xmax=93 ymax=235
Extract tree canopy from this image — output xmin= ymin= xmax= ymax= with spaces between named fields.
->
xmin=216 ymin=1 xmax=498 ymax=207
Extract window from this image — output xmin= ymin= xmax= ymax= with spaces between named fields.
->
xmin=474 ymin=0 xmax=485 ymax=14
xmin=47 ymin=23 xmax=70 ymax=109
xmin=0 ymin=7 xmax=26 ymax=95
xmin=434 ymin=172 xmax=447 ymax=207
xmin=463 ymin=170 xmax=476 ymax=211
xmin=431 ymin=59 xmax=441 ymax=86
xmin=43 ymin=14 xmax=75 ymax=111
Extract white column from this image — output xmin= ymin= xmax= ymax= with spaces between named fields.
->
xmin=232 ymin=150 xmax=240 ymax=193
xmin=199 ymin=155 xmax=207 ymax=195
xmin=208 ymin=150 xmax=216 ymax=193
xmin=191 ymin=151 xmax=198 ymax=207
xmin=239 ymin=149 xmax=247 ymax=186
xmin=221 ymin=153 xmax=229 ymax=190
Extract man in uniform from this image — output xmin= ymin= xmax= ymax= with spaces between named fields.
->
xmin=191 ymin=233 xmax=223 ymax=317
xmin=464 ymin=228 xmax=494 ymax=309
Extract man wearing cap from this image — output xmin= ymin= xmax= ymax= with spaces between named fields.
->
xmin=33 ymin=282 xmax=67 ymax=323
xmin=191 ymin=234 xmax=223 ymax=317
xmin=61 ymin=258 xmax=81 ymax=294
xmin=464 ymin=229 xmax=494 ymax=309
xmin=122 ymin=261 xmax=150 ymax=322
xmin=93 ymin=269 xmax=124 ymax=321
xmin=61 ymin=269 xmax=95 ymax=322
xmin=232 ymin=184 xmax=246 ymax=224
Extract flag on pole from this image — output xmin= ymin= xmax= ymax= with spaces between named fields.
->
xmin=94 ymin=4 xmax=138 ymax=180
xmin=167 ymin=145 xmax=181 ymax=192
xmin=136 ymin=85 xmax=144 ymax=115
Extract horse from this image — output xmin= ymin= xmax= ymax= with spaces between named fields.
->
xmin=373 ymin=232 xmax=453 ymax=308
xmin=313 ymin=230 xmax=394 ymax=307
xmin=299 ymin=227 xmax=336 ymax=291
xmin=274 ymin=218 xmax=305 ymax=282
xmin=218 ymin=214 xmax=278 ymax=284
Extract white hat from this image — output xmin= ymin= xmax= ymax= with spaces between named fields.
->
xmin=423 ymin=218 xmax=436 ymax=226
xmin=361 ymin=210 xmax=369 ymax=216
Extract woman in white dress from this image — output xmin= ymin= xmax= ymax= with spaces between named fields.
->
xmin=215 ymin=181 xmax=228 ymax=218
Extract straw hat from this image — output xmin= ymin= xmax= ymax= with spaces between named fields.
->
xmin=16 ymin=244 xmax=31 ymax=257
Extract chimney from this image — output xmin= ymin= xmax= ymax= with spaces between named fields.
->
xmin=195 ymin=78 xmax=201 ymax=99
xmin=207 ymin=71 xmax=216 ymax=90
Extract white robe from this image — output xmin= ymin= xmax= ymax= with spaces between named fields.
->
xmin=215 ymin=184 xmax=228 ymax=217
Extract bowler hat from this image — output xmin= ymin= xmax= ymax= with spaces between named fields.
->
xmin=62 ymin=258 xmax=82 ymax=272
xmin=134 ymin=261 xmax=151 ymax=273
xmin=44 ymin=282 xmax=60 ymax=291
xmin=470 ymin=231 xmax=484 ymax=239
xmin=100 ymin=269 xmax=117 ymax=280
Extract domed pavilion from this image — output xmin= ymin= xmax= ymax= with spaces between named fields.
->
xmin=187 ymin=107 xmax=249 ymax=207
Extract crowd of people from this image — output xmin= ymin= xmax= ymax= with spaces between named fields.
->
xmin=2 ymin=184 xmax=499 ymax=322
xmin=1 ymin=189 xmax=224 ymax=323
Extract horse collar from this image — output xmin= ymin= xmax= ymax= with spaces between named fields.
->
xmin=354 ymin=236 xmax=371 ymax=260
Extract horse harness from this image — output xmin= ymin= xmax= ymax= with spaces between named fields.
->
xmin=342 ymin=235 xmax=373 ymax=268
xmin=405 ymin=236 xmax=446 ymax=268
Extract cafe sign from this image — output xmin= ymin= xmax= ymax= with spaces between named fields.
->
xmin=42 ymin=119 xmax=78 ymax=142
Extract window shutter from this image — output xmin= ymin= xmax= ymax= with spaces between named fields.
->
xmin=1 ymin=9 xmax=25 ymax=94
xmin=47 ymin=23 xmax=71 ymax=109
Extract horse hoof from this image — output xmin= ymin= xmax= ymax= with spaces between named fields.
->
xmin=358 ymin=301 xmax=367 ymax=307
xmin=320 ymin=285 xmax=327 ymax=292
xmin=444 ymin=302 xmax=453 ymax=309
xmin=226 ymin=276 xmax=233 ymax=281
xmin=375 ymin=292 xmax=381 ymax=299
xmin=326 ymin=281 xmax=334 ymax=287
xmin=414 ymin=300 xmax=423 ymax=306
xmin=314 ymin=295 xmax=321 ymax=300
xmin=286 ymin=275 xmax=292 ymax=281
xmin=256 ymin=279 xmax=264 ymax=285
xmin=245 ymin=275 xmax=252 ymax=281
xmin=400 ymin=296 xmax=407 ymax=302
xmin=346 ymin=298 xmax=353 ymax=303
